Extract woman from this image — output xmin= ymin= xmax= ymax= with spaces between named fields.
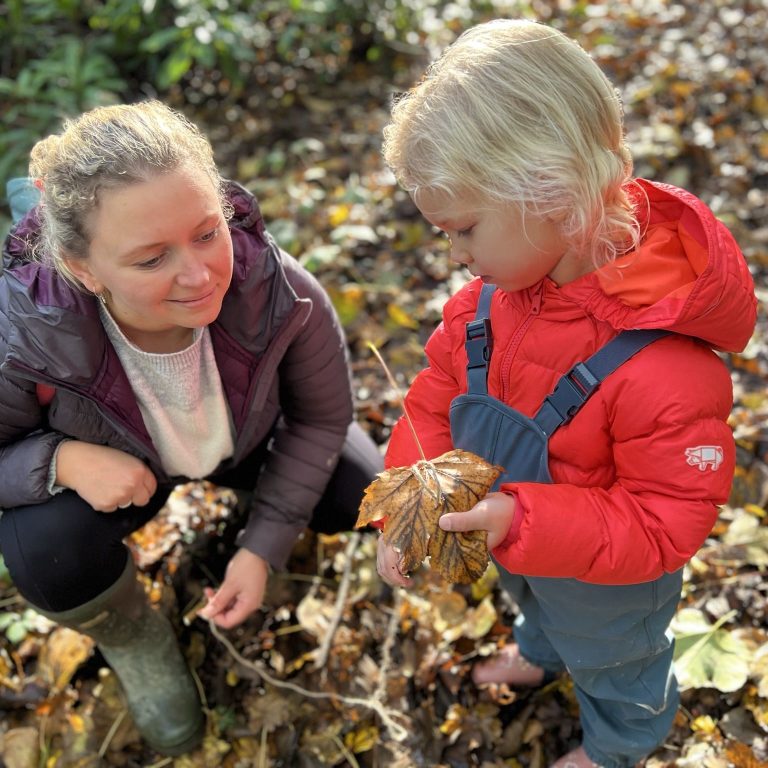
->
xmin=0 ymin=100 xmax=382 ymax=755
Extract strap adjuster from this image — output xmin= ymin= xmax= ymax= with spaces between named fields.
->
xmin=465 ymin=318 xmax=493 ymax=369
xmin=544 ymin=362 xmax=599 ymax=423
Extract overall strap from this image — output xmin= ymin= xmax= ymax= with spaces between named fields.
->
xmin=464 ymin=283 xmax=497 ymax=395
xmin=534 ymin=329 xmax=670 ymax=436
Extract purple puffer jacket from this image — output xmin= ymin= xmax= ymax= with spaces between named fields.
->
xmin=0 ymin=183 xmax=353 ymax=569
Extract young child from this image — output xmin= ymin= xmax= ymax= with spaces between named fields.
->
xmin=378 ymin=19 xmax=756 ymax=768
xmin=0 ymin=101 xmax=382 ymax=755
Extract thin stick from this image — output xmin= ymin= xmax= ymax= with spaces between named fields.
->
xmin=374 ymin=591 xmax=402 ymax=703
xmin=209 ymin=622 xmax=409 ymax=741
xmin=367 ymin=342 xmax=426 ymax=462
xmin=98 ymin=708 xmax=128 ymax=758
xmin=314 ymin=532 xmax=360 ymax=669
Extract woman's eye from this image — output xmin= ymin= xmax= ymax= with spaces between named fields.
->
xmin=199 ymin=228 xmax=218 ymax=243
xmin=136 ymin=254 xmax=164 ymax=269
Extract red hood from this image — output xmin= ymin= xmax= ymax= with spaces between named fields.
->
xmin=559 ymin=179 xmax=756 ymax=352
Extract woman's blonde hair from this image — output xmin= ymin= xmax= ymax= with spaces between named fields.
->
xmin=30 ymin=100 xmax=229 ymax=286
xmin=382 ymin=19 xmax=639 ymax=268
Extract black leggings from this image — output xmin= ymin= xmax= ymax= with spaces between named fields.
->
xmin=0 ymin=422 xmax=382 ymax=612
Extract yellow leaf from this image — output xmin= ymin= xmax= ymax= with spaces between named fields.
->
xmin=471 ymin=560 xmax=499 ymax=601
xmin=327 ymin=284 xmax=365 ymax=326
xmin=745 ymin=504 xmax=766 ymax=519
xmin=226 ymin=669 xmax=239 ymax=687
xmin=344 ymin=724 xmax=378 ymax=753
xmin=386 ymin=302 xmax=419 ymax=330
xmin=66 ymin=713 xmax=86 ymax=734
xmin=691 ymin=715 xmax=718 ymax=733
xmin=356 ymin=449 xmax=502 ymax=583
xmin=328 ymin=204 xmax=350 ymax=227
xmin=439 ymin=703 xmax=467 ymax=735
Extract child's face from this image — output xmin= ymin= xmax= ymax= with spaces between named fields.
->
xmin=66 ymin=165 xmax=233 ymax=350
xmin=415 ymin=189 xmax=585 ymax=292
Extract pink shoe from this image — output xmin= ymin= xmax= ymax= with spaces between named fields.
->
xmin=549 ymin=746 xmax=601 ymax=768
xmin=472 ymin=643 xmax=546 ymax=687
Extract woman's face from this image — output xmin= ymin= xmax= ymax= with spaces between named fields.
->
xmin=66 ymin=165 xmax=233 ymax=352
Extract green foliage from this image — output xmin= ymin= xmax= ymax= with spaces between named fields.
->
xmin=0 ymin=0 xmax=527 ymax=212
xmin=0 ymin=609 xmax=43 ymax=644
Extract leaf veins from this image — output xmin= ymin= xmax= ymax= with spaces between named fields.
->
xmin=356 ymin=449 xmax=503 ymax=584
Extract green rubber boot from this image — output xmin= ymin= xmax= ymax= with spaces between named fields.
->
xmin=34 ymin=556 xmax=205 ymax=756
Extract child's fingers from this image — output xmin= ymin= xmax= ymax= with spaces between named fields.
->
xmin=439 ymin=506 xmax=488 ymax=533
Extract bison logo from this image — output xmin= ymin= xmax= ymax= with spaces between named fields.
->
xmin=685 ymin=445 xmax=724 ymax=472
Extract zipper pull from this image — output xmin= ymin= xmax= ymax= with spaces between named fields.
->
xmin=530 ymin=283 xmax=544 ymax=315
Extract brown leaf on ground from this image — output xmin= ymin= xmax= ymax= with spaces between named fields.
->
xmin=356 ymin=449 xmax=502 ymax=583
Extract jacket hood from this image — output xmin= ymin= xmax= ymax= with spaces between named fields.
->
xmin=566 ymin=179 xmax=756 ymax=352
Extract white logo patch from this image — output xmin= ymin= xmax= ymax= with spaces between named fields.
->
xmin=685 ymin=445 xmax=724 ymax=472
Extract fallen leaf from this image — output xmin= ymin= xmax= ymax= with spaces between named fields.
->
xmin=672 ymin=608 xmax=753 ymax=692
xmin=36 ymin=628 xmax=94 ymax=692
xmin=725 ymin=741 xmax=768 ymax=768
xmin=356 ymin=449 xmax=503 ymax=583
xmin=0 ymin=727 xmax=39 ymax=768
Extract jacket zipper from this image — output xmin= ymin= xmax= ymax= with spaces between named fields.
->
xmin=500 ymin=283 xmax=543 ymax=402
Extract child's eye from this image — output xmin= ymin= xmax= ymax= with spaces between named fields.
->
xmin=456 ymin=226 xmax=474 ymax=237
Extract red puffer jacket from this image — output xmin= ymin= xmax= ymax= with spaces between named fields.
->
xmin=385 ymin=180 xmax=757 ymax=585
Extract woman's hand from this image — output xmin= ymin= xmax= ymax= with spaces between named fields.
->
xmin=55 ymin=440 xmax=157 ymax=512
xmin=376 ymin=534 xmax=412 ymax=588
xmin=198 ymin=548 xmax=269 ymax=629
xmin=438 ymin=492 xmax=516 ymax=549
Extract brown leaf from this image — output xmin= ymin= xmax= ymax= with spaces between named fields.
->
xmin=356 ymin=449 xmax=503 ymax=583
xmin=36 ymin=628 xmax=94 ymax=692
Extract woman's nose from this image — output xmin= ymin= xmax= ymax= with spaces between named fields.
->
xmin=176 ymin=254 xmax=211 ymax=287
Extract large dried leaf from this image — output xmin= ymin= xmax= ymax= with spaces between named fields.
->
xmin=356 ymin=449 xmax=502 ymax=583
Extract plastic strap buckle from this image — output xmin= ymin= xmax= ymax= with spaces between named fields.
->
xmin=545 ymin=362 xmax=599 ymax=423
xmin=465 ymin=318 xmax=493 ymax=370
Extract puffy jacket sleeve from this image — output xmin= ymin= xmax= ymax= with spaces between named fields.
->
xmin=0 ymin=305 xmax=66 ymax=507
xmin=494 ymin=335 xmax=735 ymax=584
xmin=236 ymin=257 xmax=354 ymax=568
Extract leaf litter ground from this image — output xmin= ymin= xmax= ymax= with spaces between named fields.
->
xmin=2 ymin=1 xmax=768 ymax=765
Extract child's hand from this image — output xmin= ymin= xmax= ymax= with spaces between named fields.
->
xmin=439 ymin=492 xmax=516 ymax=549
xmin=377 ymin=534 xmax=412 ymax=588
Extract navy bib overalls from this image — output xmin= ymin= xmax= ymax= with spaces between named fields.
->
xmin=449 ymin=284 xmax=682 ymax=768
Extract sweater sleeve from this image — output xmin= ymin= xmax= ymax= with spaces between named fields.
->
xmin=493 ymin=336 xmax=735 ymax=584
xmin=236 ymin=257 xmax=353 ymax=569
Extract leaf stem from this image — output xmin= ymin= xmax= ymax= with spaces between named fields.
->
xmin=367 ymin=342 xmax=426 ymax=462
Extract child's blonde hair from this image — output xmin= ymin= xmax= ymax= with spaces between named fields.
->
xmin=382 ymin=19 xmax=639 ymax=268
xmin=29 ymin=100 xmax=229 ymax=286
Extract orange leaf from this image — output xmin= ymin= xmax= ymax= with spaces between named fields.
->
xmin=356 ymin=449 xmax=503 ymax=583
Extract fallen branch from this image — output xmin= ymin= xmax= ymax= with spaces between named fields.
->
xmin=209 ymin=621 xmax=410 ymax=741
xmin=314 ymin=532 xmax=361 ymax=670
xmin=374 ymin=590 xmax=402 ymax=703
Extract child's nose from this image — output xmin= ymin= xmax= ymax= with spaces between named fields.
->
xmin=449 ymin=244 xmax=472 ymax=266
